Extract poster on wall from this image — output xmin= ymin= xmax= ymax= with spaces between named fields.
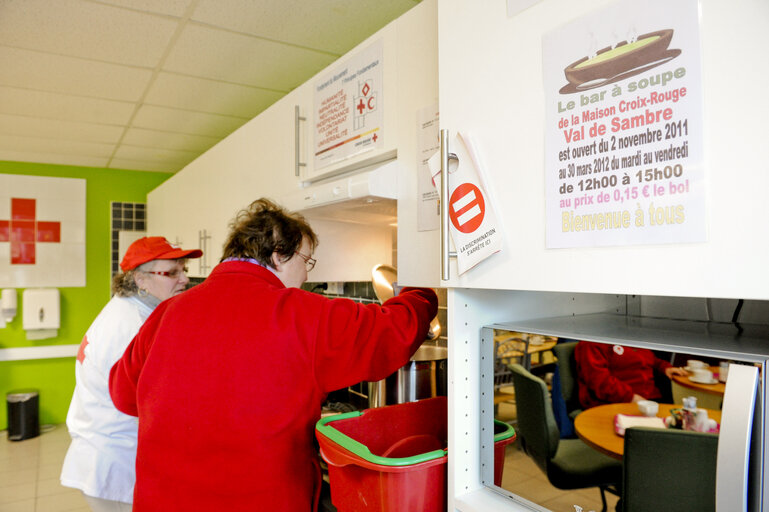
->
xmin=0 ymin=174 xmax=86 ymax=287
xmin=543 ymin=0 xmax=704 ymax=248
xmin=417 ymin=104 xmax=440 ymax=232
xmin=314 ymin=40 xmax=384 ymax=170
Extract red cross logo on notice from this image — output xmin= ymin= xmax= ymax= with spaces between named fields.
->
xmin=0 ymin=198 xmax=61 ymax=264
xmin=356 ymin=81 xmax=376 ymax=115
xmin=449 ymin=183 xmax=485 ymax=234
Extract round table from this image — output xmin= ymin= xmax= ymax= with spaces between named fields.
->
xmin=573 ymin=402 xmax=722 ymax=460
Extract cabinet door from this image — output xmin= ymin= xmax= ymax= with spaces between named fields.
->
xmin=433 ymin=0 xmax=769 ymax=300
xmin=300 ymin=23 xmax=399 ymax=183
xmin=148 ymin=86 xmax=308 ymax=278
xmin=393 ymin=0 xmax=442 ymax=288
xmin=147 ymin=170 xmax=214 ymax=278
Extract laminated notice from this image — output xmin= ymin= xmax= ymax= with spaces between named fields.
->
xmin=428 ymin=133 xmax=502 ymax=275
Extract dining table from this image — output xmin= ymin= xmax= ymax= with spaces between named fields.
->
xmin=573 ymin=402 xmax=722 ymax=460
xmin=671 ymin=366 xmax=726 ymax=396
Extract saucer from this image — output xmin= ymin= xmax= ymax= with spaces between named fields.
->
xmin=690 ymin=376 xmax=718 ymax=385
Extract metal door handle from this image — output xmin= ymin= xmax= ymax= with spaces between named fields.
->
xmin=295 ymin=105 xmax=307 ymax=177
xmin=440 ymin=129 xmax=458 ymax=280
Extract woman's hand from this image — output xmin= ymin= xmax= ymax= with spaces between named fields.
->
xmin=664 ymin=366 xmax=689 ymax=379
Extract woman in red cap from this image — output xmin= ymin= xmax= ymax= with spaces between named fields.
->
xmin=61 ymin=237 xmax=202 ymax=512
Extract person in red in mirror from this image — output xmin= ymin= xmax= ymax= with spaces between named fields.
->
xmin=61 ymin=237 xmax=202 ymax=512
xmin=109 ymin=198 xmax=438 ymax=512
xmin=574 ymin=341 xmax=688 ymax=408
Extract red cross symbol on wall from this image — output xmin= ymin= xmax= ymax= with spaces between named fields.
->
xmin=0 ymin=198 xmax=61 ymax=264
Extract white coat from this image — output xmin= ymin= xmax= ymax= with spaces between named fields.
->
xmin=60 ymin=295 xmax=155 ymax=503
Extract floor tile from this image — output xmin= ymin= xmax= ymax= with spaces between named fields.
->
xmin=0 ymin=498 xmax=35 ymax=512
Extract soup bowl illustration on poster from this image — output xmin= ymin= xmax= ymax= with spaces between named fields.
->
xmin=559 ymin=29 xmax=681 ymax=93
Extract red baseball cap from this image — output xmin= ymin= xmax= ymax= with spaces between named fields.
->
xmin=120 ymin=236 xmax=203 ymax=271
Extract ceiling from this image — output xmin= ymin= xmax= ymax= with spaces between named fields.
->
xmin=0 ymin=0 xmax=420 ymax=174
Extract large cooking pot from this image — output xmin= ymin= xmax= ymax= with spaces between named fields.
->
xmin=368 ymin=264 xmax=446 ymax=408
xmin=368 ymin=344 xmax=448 ymax=408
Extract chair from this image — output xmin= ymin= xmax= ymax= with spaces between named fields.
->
xmin=622 ymin=427 xmax=718 ymax=512
xmin=552 ymin=341 xmax=583 ymax=421
xmin=509 ymin=364 xmax=621 ymax=512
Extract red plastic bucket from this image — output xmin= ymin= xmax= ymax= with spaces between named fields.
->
xmin=316 ymin=397 xmax=516 ymax=510
xmin=493 ymin=420 xmax=517 ymax=486
xmin=316 ymin=397 xmax=448 ymax=512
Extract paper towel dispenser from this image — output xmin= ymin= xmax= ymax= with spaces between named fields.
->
xmin=22 ymin=289 xmax=60 ymax=339
xmin=1 ymin=289 xmax=17 ymax=326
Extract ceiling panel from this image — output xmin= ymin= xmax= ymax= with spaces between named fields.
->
xmin=112 ymin=144 xmax=197 ymax=166
xmin=131 ymin=105 xmax=247 ymax=138
xmin=191 ymin=0 xmax=419 ymax=54
xmin=163 ymin=24 xmax=339 ymax=90
xmin=95 ymin=0 xmax=194 ymax=18
xmin=109 ymin=157 xmax=181 ymax=172
xmin=0 ymin=114 xmax=124 ymax=144
xmin=0 ymin=149 xmax=109 ymax=169
xmin=0 ymin=134 xmax=114 ymax=158
xmin=0 ymin=86 xmax=135 ymax=125
xmin=121 ymin=128 xmax=219 ymax=154
xmin=0 ymin=0 xmax=178 ymax=67
xmin=145 ymin=72 xmax=285 ymax=117
xmin=0 ymin=47 xmax=152 ymax=101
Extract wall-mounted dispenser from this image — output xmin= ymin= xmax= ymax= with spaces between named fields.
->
xmin=1 ymin=288 xmax=17 ymax=328
xmin=22 ymin=288 xmax=60 ymax=340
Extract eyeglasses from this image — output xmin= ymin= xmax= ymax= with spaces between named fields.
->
xmin=294 ymin=251 xmax=316 ymax=272
xmin=147 ymin=266 xmax=188 ymax=279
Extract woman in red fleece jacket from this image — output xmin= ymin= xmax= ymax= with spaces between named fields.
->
xmin=109 ymin=199 xmax=438 ymax=512
xmin=574 ymin=341 xmax=688 ymax=409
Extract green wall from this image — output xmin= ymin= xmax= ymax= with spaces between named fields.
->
xmin=0 ymin=161 xmax=171 ymax=428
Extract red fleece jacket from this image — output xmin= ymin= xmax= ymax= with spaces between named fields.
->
xmin=109 ymin=261 xmax=437 ymax=511
xmin=574 ymin=341 xmax=672 ymax=409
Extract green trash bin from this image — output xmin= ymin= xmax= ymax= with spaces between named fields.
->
xmin=7 ymin=389 xmax=40 ymax=441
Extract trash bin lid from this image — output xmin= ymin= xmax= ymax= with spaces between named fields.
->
xmin=7 ymin=389 xmax=39 ymax=402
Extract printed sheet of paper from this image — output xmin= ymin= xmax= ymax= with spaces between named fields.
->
xmin=543 ymin=0 xmax=704 ymax=248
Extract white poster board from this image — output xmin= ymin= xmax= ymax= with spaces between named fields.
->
xmin=417 ymin=104 xmax=440 ymax=232
xmin=314 ymin=40 xmax=384 ymax=170
xmin=0 ymin=174 xmax=86 ymax=287
xmin=543 ymin=0 xmax=704 ymax=248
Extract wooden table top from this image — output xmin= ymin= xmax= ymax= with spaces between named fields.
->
xmin=671 ymin=366 xmax=726 ymax=396
xmin=574 ymin=402 xmax=722 ymax=460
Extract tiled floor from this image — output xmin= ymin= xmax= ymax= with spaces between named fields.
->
xmin=497 ymin=398 xmax=620 ymax=512
xmin=0 ymin=425 xmax=89 ymax=512
xmin=1 ymin=418 xmax=618 ymax=512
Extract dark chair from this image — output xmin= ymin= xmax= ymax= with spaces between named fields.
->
xmin=622 ymin=427 xmax=718 ymax=512
xmin=509 ymin=364 xmax=621 ymax=512
xmin=552 ymin=341 xmax=583 ymax=422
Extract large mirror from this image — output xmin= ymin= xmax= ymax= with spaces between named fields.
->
xmin=484 ymin=298 xmax=769 ymax=512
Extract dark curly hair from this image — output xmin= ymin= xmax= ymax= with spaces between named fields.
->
xmin=220 ymin=198 xmax=318 ymax=268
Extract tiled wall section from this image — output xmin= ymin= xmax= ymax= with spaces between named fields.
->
xmin=110 ymin=202 xmax=146 ymax=275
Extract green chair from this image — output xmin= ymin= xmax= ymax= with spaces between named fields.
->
xmin=622 ymin=427 xmax=718 ymax=512
xmin=552 ymin=341 xmax=583 ymax=421
xmin=509 ymin=364 xmax=621 ymax=512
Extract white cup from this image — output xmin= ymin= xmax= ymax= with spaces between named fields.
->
xmin=692 ymin=408 xmax=718 ymax=432
xmin=687 ymin=359 xmax=707 ymax=370
xmin=692 ymin=368 xmax=713 ymax=383
xmin=719 ymin=362 xmax=729 ymax=383
xmin=637 ymin=400 xmax=659 ymax=417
